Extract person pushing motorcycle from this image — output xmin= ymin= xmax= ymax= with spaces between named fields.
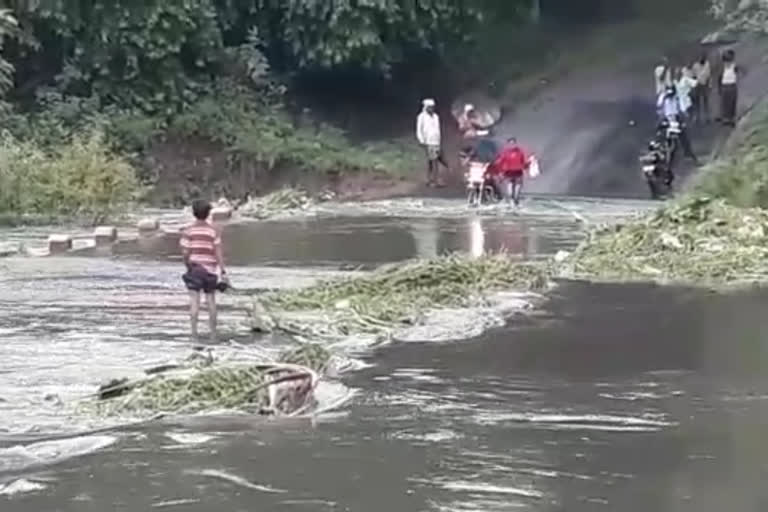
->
xmin=656 ymin=85 xmax=699 ymax=167
xmin=492 ymin=137 xmax=530 ymax=207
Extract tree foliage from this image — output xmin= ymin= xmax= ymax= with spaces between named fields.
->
xmin=0 ymin=8 xmax=18 ymax=97
xmin=709 ymin=0 xmax=768 ymax=33
xmin=251 ymin=0 xmax=483 ymax=76
xmin=1 ymin=0 xmax=515 ymax=109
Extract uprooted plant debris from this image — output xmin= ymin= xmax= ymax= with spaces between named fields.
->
xmin=559 ymin=196 xmax=768 ymax=285
xmin=237 ymin=187 xmax=334 ymax=219
xmin=80 ymin=343 xmax=333 ymax=418
xmin=250 ymin=253 xmax=553 ymax=341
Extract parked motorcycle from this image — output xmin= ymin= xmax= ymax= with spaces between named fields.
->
xmin=639 ymin=140 xmax=672 ymax=199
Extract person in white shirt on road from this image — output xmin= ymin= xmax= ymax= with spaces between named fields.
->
xmin=718 ymin=49 xmax=741 ymax=127
xmin=691 ymin=53 xmax=712 ymax=123
xmin=416 ymin=98 xmax=448 ymax=187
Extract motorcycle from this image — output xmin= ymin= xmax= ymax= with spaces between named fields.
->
xmin=658 ymin=117 xmax=682 ymax=169
xmin=639 ymin=141 xmax=672 ymax=199
xmin=465 ymin=162 xmax=498 ymax=207
xmin=461 ymin=135 xmax=502 ymax=207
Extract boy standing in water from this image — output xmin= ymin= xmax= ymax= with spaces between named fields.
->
xmin=180 ymin=199 xmax=227 ymax=343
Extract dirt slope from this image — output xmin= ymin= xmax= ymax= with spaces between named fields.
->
xmin=489 ymin=38 xmax=768 ymax=199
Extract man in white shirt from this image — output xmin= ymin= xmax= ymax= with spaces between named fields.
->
xmin=416 ymin=98 xmax=448 ymax=187
xmin=718 ymin=49 xmax=740 ymax=127
xmin=654 ymin=56 xmax=672 ymax=97
xmin=691 ymin=53 xmax=712 ymax=123
xmin=656 ymin=86 xmax=699 ymax=167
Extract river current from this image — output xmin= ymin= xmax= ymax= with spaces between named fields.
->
xmin=2 ymin=196 xmax=768 ymax=511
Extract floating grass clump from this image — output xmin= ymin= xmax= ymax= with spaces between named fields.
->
xmin=238 ymin=187 xmax=333 ymax=219
xmin=252 ymin=253 xmax=553 ymax=340
xmin=82 ymin=344 xmax=332 ymax=418
xmin=560 ymin=196 xmax=768 ymax=286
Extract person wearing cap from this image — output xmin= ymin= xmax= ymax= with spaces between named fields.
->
xmin=416 ymin=98 xmax=447 ymax=187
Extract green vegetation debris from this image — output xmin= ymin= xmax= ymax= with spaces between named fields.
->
xmin=560 ymin=197 xmax=768 ymax=286
xmin=238 ymin=187 xmax=332 ymax=219
xmin=251 ymin=253 xmax=553 ymax=341
xmin=82 ymin=344 xmax=333 ymax=418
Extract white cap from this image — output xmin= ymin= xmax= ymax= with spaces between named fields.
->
xmin=464 ymin=103 xmax=474 ymax=112
xmin=422 ymin=98 xmax=435 ymax=107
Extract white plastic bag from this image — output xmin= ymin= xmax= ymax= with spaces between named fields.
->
xmin=528 ymin=156 xmax=540 ymax=178
xmin=468 ymin=162 xmax=488 ymax=184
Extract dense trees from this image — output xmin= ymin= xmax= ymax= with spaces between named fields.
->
xmin=0 ymin=1 xmax=721 ymax=109
xmin=0 ymin=0 xmax=524 ymax=109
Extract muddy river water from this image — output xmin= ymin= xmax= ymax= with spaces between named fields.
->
xmin=2 ymin=197 xmax=768 ymax=511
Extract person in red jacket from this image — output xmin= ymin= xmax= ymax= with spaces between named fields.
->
xmin=492 ymin=137 xmax=530 ymax=206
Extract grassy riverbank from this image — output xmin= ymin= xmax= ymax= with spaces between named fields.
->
xmin=0 ymin=127 xmax=142 ymax=225
xmin=560 ymin=85 xmax=768 ymax=286
xmin=0 ymin=84 xmax=424 ymax=223
xmin=686 ymin=94 xmax=768 ymax=207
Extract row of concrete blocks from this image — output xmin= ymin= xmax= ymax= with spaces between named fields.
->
xmin=46 ymin=206 xmax=233 ymax=254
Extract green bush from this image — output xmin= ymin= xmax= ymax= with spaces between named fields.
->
xmin=689 ymin=147 xmax=768 ymax=208
xmin=687 ymin=95 xmax=768 ymax=207
xmin=0 ymin=129 xmax=143 ymax=223
xmin=169 ymin=84 xmax=421 ymax=176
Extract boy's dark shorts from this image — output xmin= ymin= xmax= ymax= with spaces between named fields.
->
xmin=182 ymin=264 xmax=218 ymax=294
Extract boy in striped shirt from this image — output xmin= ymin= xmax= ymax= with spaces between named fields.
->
xmin=180 ymin=199 xmax=228 ymax=343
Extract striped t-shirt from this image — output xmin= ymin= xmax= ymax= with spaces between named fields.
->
xmin=180 ymin=221 xmax=221 ymax=274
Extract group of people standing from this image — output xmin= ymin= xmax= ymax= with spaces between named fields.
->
xmin=415 ymin=98 xmax=533 ymax=205
xmin=654 ymin=48 xmax=741 ymax=127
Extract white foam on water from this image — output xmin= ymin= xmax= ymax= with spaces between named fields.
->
xmin=391 ymin=368 xmax=445 ymax=384
xmin=0 ymin=434 xmax=118 ymax=473
xmin=471 ymin=412 xmax=675 ymax=429
xmin=165 ymin=433 xmax=217 ymax=445
xmin=307 ymin=381 xmax=357 ymax=418
xmin=430 ymin=500 xmax=532 ymax=512
xmin=189 ymin=469 xmax=286 ymax=493
xmin=393 ymin=291 xmax=540 ymax=344
xmin=276 ymin=196 xmax=658 ymax=224
xmin=0 ymin=478 xmax=47 ymax=496
xmin=438 ymin=481 xmax=543 ymax=498
xmin=392 ymin=429 xmax=463 ymax=443
xmin=599 ymin=391 xmax=667 ymax=401
xmin=151 ymin=498 xmax=201 ymax=508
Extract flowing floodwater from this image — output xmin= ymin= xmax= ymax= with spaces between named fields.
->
xmin=3 ymin=197 xmax=768 ymax=511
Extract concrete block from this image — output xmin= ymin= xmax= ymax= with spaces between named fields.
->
xmin=137 ymin=217 xmax=159 ymax=233
xmin=211 ymin=207 xmax=233 ymax=222
xmin=48 ymin=234 xmax=73 ymax=254
xmin=94 ymin=226 xmax=118 ymax=245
